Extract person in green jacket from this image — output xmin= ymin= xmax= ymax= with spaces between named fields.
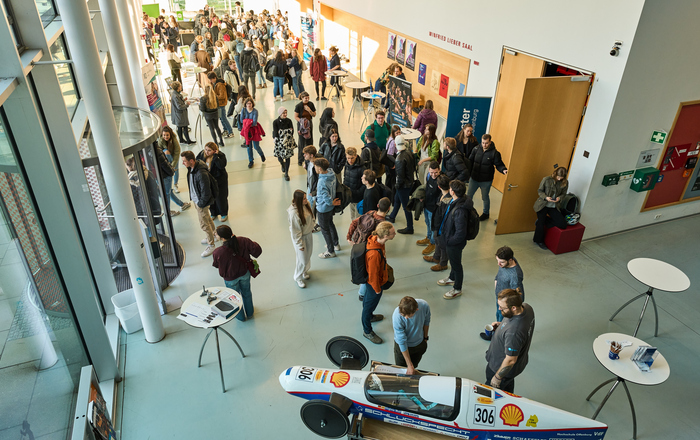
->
xmin=361 ymin=110 xmax=392 ymax=151
xmin=415 ymin=123 xmax=440 ymax=184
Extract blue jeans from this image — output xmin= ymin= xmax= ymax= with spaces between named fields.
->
xmin=273 ymin=76 xmax=285 ymax=98
xmin=256 ymin=69 xmax=265 ymax=85
xmin=247 ymin=140 xmax=265 ymax=162
xmin=358 ymin=283 xmax=367 ymax=298
xmin=219 ymin=106 xmax=233 ymax=134
xmin=389 ymin=187 xmax=413 ymax=230
xmin=292 ymin=75 xmax=300 ymax=97
xmin=467 ymin=178 xmax=493 ymax=215
xmin=234 ymin=54 xmax=242 ymax=78
xmin=424 ymin=209 xmax=434 ymax=244
xmin=361 ymin=283 xmax=382 ymax=334
xmin=225 ymin=272 xmax=253 ymax=321
xmin=163 ymin=176 xmax=184 ymax=211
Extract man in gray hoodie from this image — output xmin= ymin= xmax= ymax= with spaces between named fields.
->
xmin=314 ymin=158 xmax=341 ymax=259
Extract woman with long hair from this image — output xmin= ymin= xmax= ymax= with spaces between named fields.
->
xmin=158 ymin=127 xmax=190 ymax=213
xmin=309 ymin=48 xmax=327 ymax=100
xmin=253 ymin=39 xmax=267 ymax=88
xmin=166 ymin=44 xmax=182 ymax=83
xmin=533 ymin=167 xmax=569 ymax=249
xmin=455 ymin=123 xmax=479 ymax=159
xmin=319 ymin=128 xmax=346 ymax=183
xmin=169 ymin=81 xmax=195 ymax=145
xmin=240 ymin=97 xmax=266 ymax=168
xmin=196 ymin=142 xmax=229 ymax=221
xmin=199 ymin=84 xmax=225 ymax=146
xmin=318 ymin=107 xmax=338 ymax=148
xmin=233 ymin=85 xmax=251 ymax=143
xmin=287 ymin=190 xmax=314 ymax=288
xmin=412 ymin=100 xmax=438 ymax=135
xmin=212 ymin=225 xmax=262 ymax=321
xmin=415 ymin=123 xmax=440 ymax=184
xmin=271 ymin=50 xmax=289 ymax=101
xmin=288 ymin=48 xmax=303 ymax=98
xmin=273 ymin=107 xmax=296 ymax=181
xmin=327 ymin=46 xmax=342 ymax=93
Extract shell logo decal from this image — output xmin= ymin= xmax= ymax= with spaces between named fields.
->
xmin=499 ymin=403 xmax=524 ymax=427
xmin=330 ymin=371 xmax=350 ymax=388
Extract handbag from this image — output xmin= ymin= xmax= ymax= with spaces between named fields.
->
xmin=301 ymin=60 xmax=308 ymax=71
xmin=236 ymin=254 xmax=261 ymax=278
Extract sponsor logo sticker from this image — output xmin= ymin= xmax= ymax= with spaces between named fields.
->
xmin=330 ymin=371 xmax=350 ymax=388
xmin=526 ymin=414 xmax=538 ymax=427
xmin=476 ymin=397 xmax=494 ymax=405
xmin=499 ymin=403 xmax=524 ymax=427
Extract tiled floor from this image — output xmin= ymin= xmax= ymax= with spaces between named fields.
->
xmin=116 ymin=72 xmax=700 ymax=440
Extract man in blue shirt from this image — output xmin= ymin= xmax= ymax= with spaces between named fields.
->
xmin=481 ymin=246 xmax=525 ymax=341
xmin=392 ymin=296 xmax=431 ymax=375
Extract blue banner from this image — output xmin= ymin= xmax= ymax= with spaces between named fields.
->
xmin=445 ymin=96 xmax=492 ymax=140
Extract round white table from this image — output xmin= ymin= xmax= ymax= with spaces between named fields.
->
xmin=586 ymin=332 xmax=670 ymax=439
xmin=180 ymin=287 xmax=246 ymax=392
xmin=400 ymin=127 xmax=422 ymax=140
xmin=346 ymin=82 xmax=370 ymax=123
xmin=359 ymin=91 xmax=386 ymax=129
xmin=327 ymin=70 xmax=349 ymax=103
xmin=610 ymin=258 xmax=690 ymax=337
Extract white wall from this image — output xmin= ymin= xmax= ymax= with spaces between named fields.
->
xmin=575 ymin=0 xmax=700 ymax=237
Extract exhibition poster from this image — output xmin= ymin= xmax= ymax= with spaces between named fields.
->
xmin=396 ymin=36 xmax=406 ymax=65
xmin=406 ymin=40 xmax=417 ymax=70
xmin=430 ymin=70 xmax=440 ymax=94
xmin=439 ymin=74 xmax=449 ymax=98
xmin=387 ymin=32 xmax=396 ymax=60
xmin=141 ymin=63 xmax=165 ymax=125
xmin=445 ymin=96 xmax=492 ymax=140
xmin=418 ymin=63 xmax=426 ymax=85
xmin=387 ymin=75 xmax=413 ymax=127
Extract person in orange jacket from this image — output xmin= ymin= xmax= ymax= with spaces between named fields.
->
xmin=361 ymin=221 xmax=396 ymax=344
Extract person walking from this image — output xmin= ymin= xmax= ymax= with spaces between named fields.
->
xmin=348 ymin=197 xmax=391 ymax=302
xmin=481 ymin=246 xmax=525 ymax=341
xmin=273 ymin=107 xmax=297 ymax=181
xmin=196 ymin=142 xmax=229 ymax=221
xmin=425 ymin=174 xmax=451 ymax=271
xmin=239 ymin=40 xmax=259 ymax=99
xmin=387 ymin=135 xmax=416 ymax=234
xmin=435 ymin=180 xmax=474 ymax=299
xmin=343 ymin=147 xmax=365 ymax=220
xmin=157 ymin=127 xmax=191 ymax=215
xmin=533 ymin=167 xmax=569 ymax=249
xmin=224 ymin=60 xmax=241 ymax=119
xmin=212 ymin=225 xmax=262 ymax=321
xmin=319 ymin=129 xmax=345 ymax=183
xmin=268 ymin=50 xmax=288 ymax=101
xmin=467 ymin=134 xmax=507 ymax=221
xmin=207 ymin=72 xmax=235 ymax=139
xmin=166 ymin=44 xmax=183 ymax=84
xmin=393 ymin=296 xmax=431 ymax=375
xmin=180 ymin=151 xmax=217 ymax=257
xmin=414 ymin=123 xmax=440 ymax=184
xmin=294 ymin=91 xmax=317 ymax=166
xmin=314 ymin=158 xmax=341 ymax=259
xmin=169 ymin=81 xmax=195 ymax=145
xmin=288 ymin=48 xmax=303 ymax=98
xmin=288 ymin=190 xmax=315 ymax=288
xmin=442 ymin=137 xmax=470 ymax=182
xmin=361 ymin=222 xmax=397 ymax=344
xmin=416 ymin=161 xmax=441 ymax=255
xmin=240 ymin=97 xmax=266 ymax=168
xmin=199 ymin=84 xmax=225 ymax=147
xmin=485 ymin=289 xmax=535 ymax=393
xmin=309 ymin=48 xmax=328 ymax=100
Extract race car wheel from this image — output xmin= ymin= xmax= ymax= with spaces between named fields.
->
xmin=300 ymin=398 xmax=351 ymax=438
xmin=326 ymin=336 xmax=369 ymax=370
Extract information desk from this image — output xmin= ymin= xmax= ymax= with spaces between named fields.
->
xmin=180 ymin=287 xmax=246 ymax=393
xmin=586 ymin=332 xmax=670 ymax=439
xmin=610 ymin=258 xmax=690 ymax=337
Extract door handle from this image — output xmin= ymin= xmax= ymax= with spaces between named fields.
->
xmin=507 ymin=184 xmax=519 ymax=191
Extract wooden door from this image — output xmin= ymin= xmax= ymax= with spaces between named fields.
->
xmin=495 ymin=76 xmax=591 ymax=235
xmin=490 ymin=50 xmax=545 ymax=193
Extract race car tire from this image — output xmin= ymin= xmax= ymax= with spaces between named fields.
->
xmin=326 ymin=336 xmax=369 ymax=370
xmin=300 ymin=395 xmax=351 ymax=438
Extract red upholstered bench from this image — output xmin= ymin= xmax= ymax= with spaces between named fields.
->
xmin=544 ymin=223 xmax=585 ymax=254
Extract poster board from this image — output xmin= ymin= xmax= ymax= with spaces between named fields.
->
xmin=445 ymin=96 xmax=492 ymax=140
xmin=387 ymin=75 xmax=412 ymax=127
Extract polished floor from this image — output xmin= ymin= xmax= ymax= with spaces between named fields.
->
xmin=116 ymin=73 xmax=700 ymax=440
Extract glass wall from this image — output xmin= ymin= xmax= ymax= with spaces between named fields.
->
xmin=0 ymin=112 xmax=88 ymax=439
xmin=49 ymin=36 xmax=79 ymax=119
xmin=34 ymin=0 xmax=56 ymax=27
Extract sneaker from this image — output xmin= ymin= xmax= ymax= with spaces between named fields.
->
xmin=248 ymin=161 xmax=254 ymax=168
xmin=211 ymin=215 xmax=218 ymax=221
xmin=280 ymin=97 xmax=285 ymax=102
xmin=318 ymin=251 xmax=336 ymax=259
xmin=296 ymin=279 xmax=306 ymax=288
xmin=222 ymin=131 xmax=230 ymax=137
xmin=173 ymin=185 xmax=180 ymax=193
xmin=370 ymin=314 xmax=384 ymax=323
xmin=201 ymin=238 xmax=210 ymax=245
xmin=443 ymin=288 xmax=462 ymax=299
xmin=201 ymin=245 xmax=215 ymax=257
xmin=363 ymin=331 xmax=383 ymax=344
xmin=480 ymin=332 xmax=492 ymax=341
xmin=416 ymin=237 xmax=430 ymax=246
xmin=180 ymin=202 xmax=192 ymax=211
xmin=303 ymin=273 xmax=310 ymax=280
xmin=170 ymin=210 xmax=180 ymax=217
xmin=334 ymin=244 xmax=341 ymax=252
xmin=479 ymin=213 xmax=490 ymax=221
xmin=437 ymin=277 xmax=454 ymax=286
xmin=385 ymin=217 xmax=395 ymax=223
xmin=225 ymin=132 xmax=234 ymax=138
xmin=397 ymin=228 xmax=414 ymax=235
xmin=422 ymin=244 xmax=436 ymax=255
xmin=220 ymin=215 xmax=228 ymax=222
xmin=431 ymin=264 xmax=449 ymax=272
xmin=536 ymin=242 xmax=548 ymax=250
xmin=284 ymin=174 xmax=290 ymax=181
xmin=423 ymin=255 xmax=439 ymax=263
xmin=316 ymin=96 xmax=320 ymax=101
xmin=321 ymin=97 xmax=328 ymax=100
xmin=218 ymin=142 xmax=225 ymax=148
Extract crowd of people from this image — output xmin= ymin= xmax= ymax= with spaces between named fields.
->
xmin=134 ymin=6 xmax=577 ymax=393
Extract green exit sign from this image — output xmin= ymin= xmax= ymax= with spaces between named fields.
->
xmin=650 ymin=130 xmax=667 ymax=144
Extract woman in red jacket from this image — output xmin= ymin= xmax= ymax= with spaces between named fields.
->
xmin=309 ymin=48 xmax=328 ymax=101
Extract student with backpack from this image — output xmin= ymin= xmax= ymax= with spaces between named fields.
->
xmin=239 ymin=40 xmax=259 ymax=99
xmin=180 ymin=151 xmax=218 ymax=258
xmin=343 ymin=147 xmax=365 ymax=220
xmin=386 ymin=135 xmax=416 ymax=234
xmin=360 ymin=129 xmax=382 ymax=182
xmin=294 ymin=92 xmax=317 ymax=166
xmin=207 ymin=72 xmax=235 ymax=139
xmin=314 ymin=158 xmax=341 ymax=259
xmin=425 ymin=174 xmax=454 ymax=272
xmin=356 ymin=222 xmax=397 ymax=344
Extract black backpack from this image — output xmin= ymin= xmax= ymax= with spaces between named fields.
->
xmin=334 ymin=183 xmax=353 ymax=214
xmin=375 ymin=182 xmax=393 ymax=200
xmin=465 ymin=205 xmax=480 ymax=240
xmin=350 ymin=243 xmax=384 ymax=285
xmin=246 ymin=52 xmax=259 ymax=73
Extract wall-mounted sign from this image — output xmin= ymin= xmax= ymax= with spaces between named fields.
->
xmin=428 ymin=31 xmax=473 ymax=50
xmin=650 ymin=130 xmax=667 ymax=144
xmin=636 ymin=148 xmax=660 ymax=168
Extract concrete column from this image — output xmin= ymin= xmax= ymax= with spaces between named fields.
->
xmin=114 ymin=0 xmax=150 ymax=109
xmin=54 ymin=0 xmax=164 ymax=343
xmin=130 ymin=0 xmax=148 ymax=67
xmin=97 ymin=0 xmax=138 ymax=107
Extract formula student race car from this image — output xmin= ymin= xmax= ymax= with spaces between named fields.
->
xmin=280 ymin=336 xmax=607 ymax=439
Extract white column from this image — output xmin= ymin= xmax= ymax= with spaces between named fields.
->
xmin=114 ymin=0 xmax=150 ymax=109
xmin=55 ymin=0 xmax=164 ymax=343
xmin=130 ymin=0 xmax=148 ymax=66
xmin=97 ymin=0 xmax=138 ymax=107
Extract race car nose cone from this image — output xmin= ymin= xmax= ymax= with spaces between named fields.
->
xmin=279 ymin=367 xmax=293 ymax=390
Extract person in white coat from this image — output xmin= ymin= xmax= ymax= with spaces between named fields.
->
xmin=288 ymin=190 xmax=315 ymax=288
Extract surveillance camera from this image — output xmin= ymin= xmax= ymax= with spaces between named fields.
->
xmin=610 ymin=47 xmax=620 ymax=57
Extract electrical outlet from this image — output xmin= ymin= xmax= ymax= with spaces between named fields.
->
xmin=654 ymin=214 xmax=662 ymax=220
